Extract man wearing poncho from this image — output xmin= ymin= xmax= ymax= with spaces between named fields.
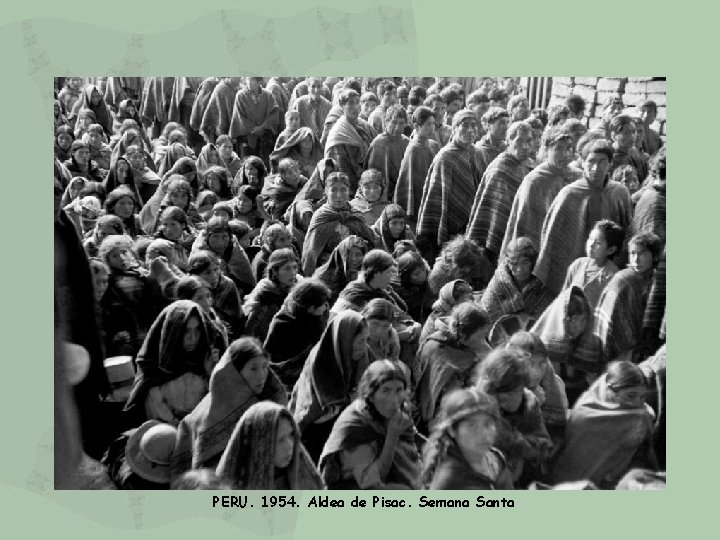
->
xmin=292 ymin=77 xmax=333 ymax=140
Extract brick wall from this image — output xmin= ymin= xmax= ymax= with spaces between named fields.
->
xmin=548 ymin=77 xmax=666 ymax=142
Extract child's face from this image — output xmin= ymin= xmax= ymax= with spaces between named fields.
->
xmin=326 ymin=183 xmax=350 ymax=209
xmin=57 ymin=133 xmax=73 ymax=150
xmin=361 ymin=100 xmax=377 ymax=118
xmin=409 ymin=266 xmax=427 ymax=285
xmin=586 ymin=228 xmax=612 ymax=263
xmin=92 ymin=269 xmax=109 ymax=301
xmin=87 ymin=131 xmax=102 ymax=148
xmin=629 ymin=243 xmax=654 ymax=274
xmin=235 ymin=194 xmax=253 ymax=214
xmin=244 ymin=164 xmax=259 ymax=185
xmin=96 ymin=222 xmax=118 ymax=244
xmin=161 ymin=217 xmax=184 ymax=241
xmin=613 ymin=122 xmax=637 ymax=149
xmin=107 ymin=247 xmax=136 ymax=272
xmin=388 ymin=217 xmax=405 ymax=238
xmin=206 ymin=173 xmax=221 ymax=194
xmin=416 ymin=117 xmax=436 ymax=140
xmin=565 ymin=312 xmax=588 ymax=339
xmin=218 ymin=142 xmax=233 ymax=160
xmin=526 ymin=354 xmax=549 ymax=388
xmin=212 ymin=210 xmax=231 ymax=221
xmin=280 ymin=166 xmax=301 ymax=187
xmin=453 ymin=412 xmax=497 ymax=463
xmin=126 ymin=150 xmax=145 ymax=170
xmin=286 ymin=113 xmax=300 ymax=132
xmin=347 ymin=247 xmax=365 ymax=277
xmin=507 ymin=257 xmax=533 ymax=284
xmin=192 ymin=286 xmax=213 ymax=312
xmin=114 ymin=196 xmax=135 ymax=219
xmin=361 ymin=182 xmax=382 ymax=203
xmin=73 ymin=147 xmax=90 ymax=165
xmin=620 ymin=170 xmax=640 ymax=194
xmin=125 ymin=104 xmax=136 ymax=117
xmin=385 ymin=114 xmax=406 ymax=138
xmin=207 ymin=231 xmax=230 ymax=254
xmin=169 ymin=190 xmax=189 ymax=209
xmin=197 ymin=262 xmax=221 ymax=289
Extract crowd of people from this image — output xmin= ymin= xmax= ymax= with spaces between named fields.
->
xmin=54 ymin=76 xmax=666 ymax=490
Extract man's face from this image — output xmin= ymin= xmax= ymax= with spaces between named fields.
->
xmin=582 ymin=152 xmax=610 ymax=190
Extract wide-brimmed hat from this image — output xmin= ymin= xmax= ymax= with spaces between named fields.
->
xmin=125 ymin=420 xmax=178 ymax=484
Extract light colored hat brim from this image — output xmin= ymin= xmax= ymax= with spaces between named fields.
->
xmin=125 ymin=420 xmax=172 ymax=484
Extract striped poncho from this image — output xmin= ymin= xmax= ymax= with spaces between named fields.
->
xmin=393 ymin=137 xmax=440 ymax=220
xmin=477 ymin=263 xmax=555 ymax=324
xmin=593 ymin=268 xmax=652 ymax=362
xmin=474 ymin=134 xmax=506 ymax=167
xmin=416 ymin=141 xmax=486 ymax=248
xmin=466 ymin=151 xmax=529 ymax=260
xmin=534 ymin=178 xmax=632 ymax=295
xmin=500 ymin=161 xmax=581 ymax=256
xmin=292 ymin=95 xmax=332 ymax=140
xmin=228 ymin=88 xmax=280 ymax=147
xmin=628 ymin=180 xmax=666 ymax=241
xmin=365 ymin=132 xmax=410 ymax=200
xmin=324 ymin=115 xmax=377 ymax=191
xmin=189 ymin=78 xmax=221 ymax=133
xmin=167 ymin=77 xmax=204 ymax=131
xmin=139 ymin=77 xmax=174 ymax=127
xmin=199 ymin=79 xmax=241 ymax=143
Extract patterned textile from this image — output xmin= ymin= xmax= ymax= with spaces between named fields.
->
xmin=228 ymin=88 xmax=280 ymax=147
xmin=189 ymin=78 xmax=221 ymax=133
xmin=393 ymin=138 xmax=440 ymax=219
xmin=200 ymin=79 xmax=240 ymax=143
xmin=292 ymin=94 xmax=332 ymax=139
xmin=324 ymin=116 xmax=377 ymax=190
xmin=478 ymin=263 xmax=555 ymax=323
xmin=365 ymin=132 xmax=410 ymax=199
xmin=474 ymin=133 xmax=506 ymax=166
xmin=628 ymin=180 xmax=666 ymax=241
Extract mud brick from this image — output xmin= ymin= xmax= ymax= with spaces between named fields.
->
xmin=572 ymin=84 xmax=597 ymax=104
xmin=597 ymin=90 xmax=625 ymax=107
xmin=552 ymin=82 xmax=572 ymax=98
xmin=646 ymin=80 xmax=666 ymax=94
xmin=597 ymin=78 xmax=626 ymax=92
xmin=573 ymin=77 xmax=598 ymax=87
xmin=622 ymin=93 xmax=647 ymax=107
xmin=625 ymin=81 xmax=648 ymax=94
xmin=554 ymin=77 xmax=573 ymax=86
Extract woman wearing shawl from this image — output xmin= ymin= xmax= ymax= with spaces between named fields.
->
xmin=414 ymin=303 xmax=492 ymax=435
xmin=195 ymin=143 xmax=225 ymax=192
xmin=371 ymin=204 xmax=416 ymax=253
xmin=365 ymin=105 xmax=410 ymax=199
xmin=157 ymin=142 xmax=192 ymax=178
xmin=198 ymin=165 xmax=233 ymax=204
xmin=260 ymin=158 xmax=306 ymax=220
xmin=264 ymin=279 xmax=332 ymax=392
xmin=160 ymin=156 xmax=199 ymax=195
xmin=120 ymin=143 xmax=161 ymax=205
xmin=243 ymin=248 xmax=300 ymax=340
xmin=199 ymin=77 xmax=241 ymax=143
xmin=64 ymin=141 xmax=104 ymax=183
xmin=628 ymin=150 xmax=666 ymax=242
xmin=420 ymin=279 xmax=473 ymax=345
xmin=301 ymin=172 xmax=376 ymax=276
xmin=290 ymin=310 xmax=370 ymax=462
xmin=394 ymin=251 xmax=435 ymax=324
xmin=393 ymin=106 xmax=441 ymax=227
xmin=416 ymin=110 xmax=487 ymax=259
xmin=216 ymin=134 xmax=243 ymax=178
xmin=478 ymin=237 xmax=555 ymax=324
xmin=531 ymin=286 xmax=604 ymax=403
xmin=83 ymin=214 xmax=124 ymax=258
xmin=191 ymin=216 xmax=256 ymax=295
xmin=350 ymin=169 xmax=388 ymax=227
xmin=152 ymin=176 xmax=203 ymax=234
xmin=167 ymin=77 xmax=204 ymax=135
xmin=216 ymin=401 xmax=323 ymax=490
xmin=268 ymin=126 xmax=323 ymax=177
xmin=105 ymin=186 xmax=143 ymax=239
xmin=229 ymin=77 xmax=280 ymax=165
xmin=313 ymin=235 xmax=369 ymax=305
xmin=124 ymin=300 xmax=218 ymax=425
xmin=55 ymin=125 xmax=75 ymax=162
xmin=466 ymin=121 xmax=533 ymax=264
xmin=116 ymin=98 xmax=153 ymax=150
xmin=296 ymin=157 xmax=338 ymax=203
xmin=422 ymin=388 xmax=513 ymax=489
xmin=534 ymin=140 xmax=632 ymax=295
xmin=171 ymin=337 xmax=288 ymax=476
xmin=70 ymin=84 xmax=113 ymax=136
xmin=319 ymin=360 xmax=421 ymax=489
xmin=551 ymin=360 xmax=656 ymax=488
xmin=501 ymin=126 xmax=582 ymax=255
xmin=324 ymin=88 xmax=377 ymax=192
xmin=54 ymin=100 xmax=69 ymax=131
xmin=285 ymin=198 xmax=316 ymax=253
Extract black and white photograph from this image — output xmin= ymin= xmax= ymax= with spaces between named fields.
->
xmin=53 ymin=75 xmax=666 ymax=491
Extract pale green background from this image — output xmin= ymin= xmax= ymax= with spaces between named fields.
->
xmin=0 ymin=0 xmax=713 ymax=537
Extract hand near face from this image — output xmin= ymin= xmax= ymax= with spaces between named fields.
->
xmin=387 ymin=410 xmax=413 ymax=440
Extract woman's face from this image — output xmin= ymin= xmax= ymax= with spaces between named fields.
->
xmin=388 ymin=217 xmax=405 ymax=238
xmin=106 ymin=247 xmax=136 ymax=272
xmin=286 ymin=114 xmax=301 ymax=132
xmin=57 ymin=133 xmax=73 ymax=150
xmin=235 ymin=194 xmax=253 ymax=214
xmin=169 ymin=190 xmax=189 ymax=209
xmin=92 ymin=269 xmax=109 ymax=302
xmin=114 ymin=196 xmax=135 ymax=219
xmin=218 ymin=142 xmax=233 ymax=160
xmin=126 ymin=104 xmax=137 ymax=117
xmin=244 ymin=164 xmax=259 ymax=186
xmin=496 ymin=385 xmax=524 ymax=413
xmin=350 ymin=326 xmax=369 ymax=362
xmin=207 ymin=148 xmax=220 ymax=164
xmin=182 ymin=315 xmax=202 ymax=352
xmin=346 ymin=247 xmax=365 ymax=276
xmin=206 ymin=173 xmax=221 ymax=194
xmin=87 ymin=131 xmax=102 ymax=148
xmin=327 ymin=183 xmax=350 ymax=209
xmin=90 ymin=89 xmax=102 ymax=107
xmin=161 ymin=217 xmax=184 ymax=241
xmin=366 ymin=318 xmax=391 ymax=342
xmin=79 ymin=115 xmax=92 ymax=130
xmin=207 ymin=231 xmax=230 ymax=254
xmin=240 ymin=355 xmax=269 ymax=394
xmin=565 ymin=312 xmax=589 ymax=339
xmin=274 ymin=418 xmax=296 ymax=469
xmin=73 ymin=147 xmax=90 ymax=166
xmin=409 ymin=266 xmax=427 ymax=286
xmin=453 ymin=412 xmax=497 ymax=462
xmin=192 ymin=286 xmax=213 ymax=313
xmin=609 ymin=385 xmax=647 ymax=409
xmin=369 ymin=380 xmax=406 ymax=420
xmin=126 ymin=151 xmax=145 ymax=171
xmin=361 ymin=182 xmax=382 ymax=203
xmin=298 ymin=135 xmax=313 ymax=155
xmin=197 ymin=262 xmax=221 ymax=289
xmin=275 ymin=261 xmax=299 ymax=288
xmin=526 ymin=355 xmax=548 ymax=388
xmin=116 ymin=159 xmax=131 ymax=177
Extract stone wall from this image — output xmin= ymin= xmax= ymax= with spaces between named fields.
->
xmin=548 ymin=77 xmax=666 ymax=141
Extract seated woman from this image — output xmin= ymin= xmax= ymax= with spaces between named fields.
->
xmin=301 ymin=172 xmax=377 ymax=275
xmin=83 ymin=214 xmax=124 ymax=258
xmin=394 ymin=251 xmax=435 ymax=324
xmin=260 ymin=157 xmax=306 ymax=220
xmin=269 ymin=126 xmax=323 ymax=178
xmin=290 ymin=310 xmax=370 ymax=462
xmin=216 ymin=402 xmax=323 ymax=489
xmin=243 ymin=248 xmax=300 ymax=340
xmin=420 ymin=279 xmax=473 ymax=345
xmin=474 ymin=347 xmax=554 ymax=484
xmin=103 ymin=157 xmax=144 ymax=208
xmin=160 ymin=156 xmax=199 ymax=194
xmin=171 ymin=337 xmax=287 ymax=476
xmin=551 ymin=360 xmax=656 ymax=489
xmin=153 ymin=207 xmax=194 ymax=271
xmin=198 ymin=165 xmax=233 ymax=206
xmin=230 ymin=185 xmax=265 ymax=236
xmin=531 ymin=286 xmax=604 ymax=404
xmin=232 ymin=155 xmax=267 ymax=192
xmin=313 ymin=235 xmax=369 ymax=305
xmin=157 ymin=141 xmax=192 ymax=178
xmin=124 ymin=143 xmax=163 ymax=205
xmin=70 ymin=84 xmax=113 ymax=136
xmin=371 ymin=203 xmax=416 ymax=254
xmin=191 ymin=216 xmax=255 ymax=295
xmin=250 ymin=222 xmax=294 ymax=283
xmin=296 ymin=156 xmax=338 ymax=204
xmin=216 ymin=134 xmax=243 ymax=178
xmin=506 ymin=331 xmax=568 ymax=447
xmin=124 ymin=299 xmax=218 ymax=426
xmin=55 ymin=125 xmax=75 ymax=163
xmin=350 ymin=169 xmax=388 ymax=226
xmin=64 ymin=140 xmax=104 ymax=183
xmin=362 ymin=299 xmax=401 ymax=363
xmin=427 ymin=235 xmax=494 ymax=295
xmin=422 ymin=388 xmax=513 ymax=489
xmin=414 ymin=303 xmax=492 ymax=435
xmin=319 ymin=360 xmax=421 ymax=489
xmin=151 ymin=176 xmax=203 ymax=234
xmin=175 ymin=275 xmax=230 ymax=349
xmin=264 ymin=279 xmax=332 ymax=392
xmin=195 ymin=142 xmax=225 ymax=192
xmin=477 ymin=237 xmax=555 ymax=324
